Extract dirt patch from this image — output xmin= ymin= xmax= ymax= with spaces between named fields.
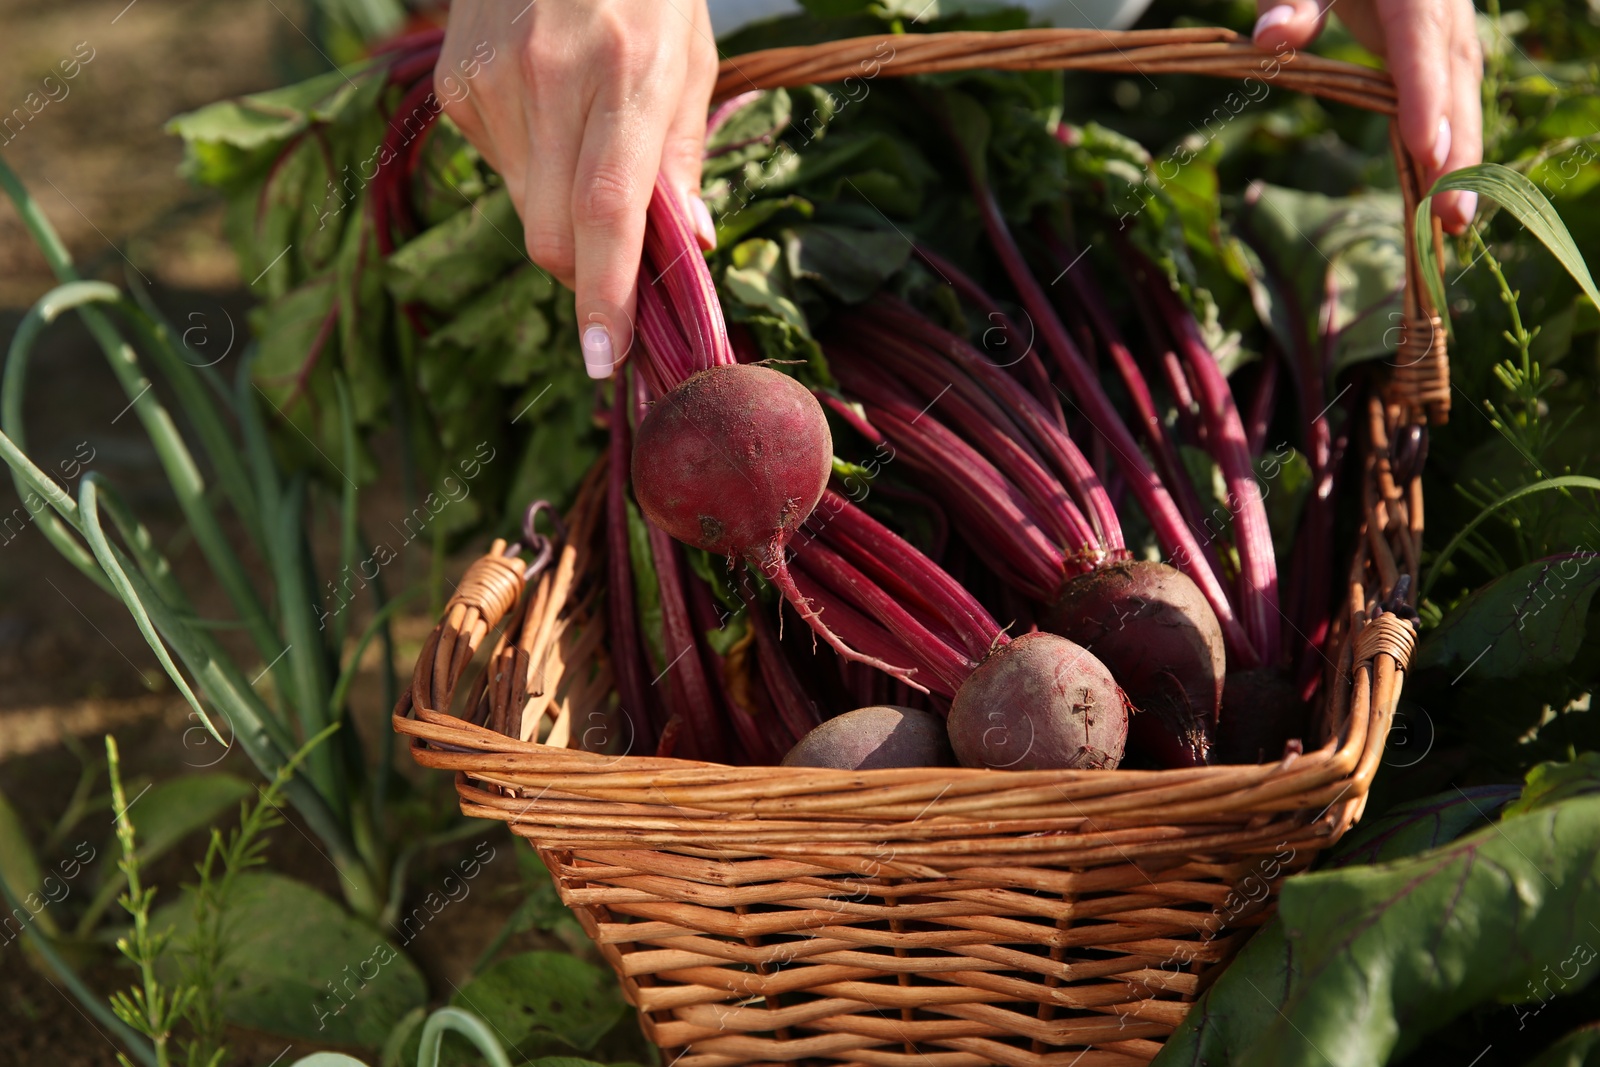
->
xmin=0 ymin=0 xmax=324 ymax=304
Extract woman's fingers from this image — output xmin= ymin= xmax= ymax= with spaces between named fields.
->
xmin=436 ymin=0 xmax=716 ymax=378
xmin=1434 ymin=0 xmax=1484 ymax=232
xmin=521 ymin=23 xmax=587 ymax=292
xmin=569 ymin=38 xmax=686 ymax=378
xmin=1251 ymin=0 xmax=1327 ymax=53
xmin=1380 ymin=0 xmax=1460 ymax=227
xmin=1270 ymin=0 xmax=1484 ymax=234
xmin=435 ymin=3 xmax=510 ymax=182
xmin=658 ymin=1 xmax=719 ymax=251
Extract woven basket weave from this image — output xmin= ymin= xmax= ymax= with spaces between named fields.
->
xmin=396 ymin=27 xmax=1437 ymax=1067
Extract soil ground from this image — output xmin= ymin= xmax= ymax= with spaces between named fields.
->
xmin=0 ymin=5 xmax=536 ymax=1064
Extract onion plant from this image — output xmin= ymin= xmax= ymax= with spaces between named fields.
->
xmin=0 ymin=155 xmax=471 ymax=928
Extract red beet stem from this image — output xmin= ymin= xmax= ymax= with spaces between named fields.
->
xmin=911 ymin=245 xmax=1062 ymax=416
xmin=789 ymin=541 xmax=973 ymax=696
xmin=962 ymin=176 xmax=1259 ymax=667
xmin=819 ymin=490 xmax=1003 ymax=664
xmin=1135 ymin=262 xmax=1280 ymax=666
xmin=834 ymin=333 xmax=1093 ymax=555
xmin=607 ymin=377 xmax=661 ymax=749
xmin=778 ymin=557 xmax=930 ymax=691
xmin=870 ymin=297 xmax=1123 ymax=549
xmin=685 ymin=573 xmax=783 ymax=763
xmin=1043 ymin=239 xmax=1220 ymax=580
xmin=640 ymin=175 xmax=734 ymax=377
xmin=633 ymin=269 xmax=695 ymax=396
xmin=371 ymin=77 xmax=438 ymax=249
xmin=852 ymin=300 xmax=1123 ymax=554
xmin=705 ymin=89 xmax=768 ymax=148
xmin=825 ymin=358 xmax=1070 ymax=600
xmin=1244 ymin=354 xmax=1278 ymax=458
xmin=747 ymin=593 xmax=825 ymax=743
xmin=645 ymin=522 xmax=727 ymax=764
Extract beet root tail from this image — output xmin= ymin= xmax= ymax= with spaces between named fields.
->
xmin=762 ymin=552 xmax=927 ymax=693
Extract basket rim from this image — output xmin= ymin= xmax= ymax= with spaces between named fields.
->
xmin=394 ymin=541 xmax=1415 ymax=825
xmin=712 ymin=25 xmax=1398 ymax=112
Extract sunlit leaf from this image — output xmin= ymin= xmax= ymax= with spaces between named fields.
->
xmin=1154 ymin=780 xmax=1600 ymax=1066
xmin=154 ymin=872 xmax=425 ymax=1046
xmin=1416 ymin=163 xmax=1600 ymax=335
xmin=1417 ymin=554 xmax=1600 ymax=680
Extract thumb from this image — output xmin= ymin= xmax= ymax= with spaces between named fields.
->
xmin=1251 ymin=0 xmax=1327 ymax=52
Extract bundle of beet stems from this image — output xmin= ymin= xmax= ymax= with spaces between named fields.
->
xmin=824 ymin=292 xmax=1234 ymax=768
xmin=615 ymin=178 xmax=1134 ymax=771
xmin=593 ymin=77 xmax=1319 ymax=771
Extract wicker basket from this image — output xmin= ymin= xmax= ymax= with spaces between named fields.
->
xmin=396 ymin=27 xmax=1440 ymax=1067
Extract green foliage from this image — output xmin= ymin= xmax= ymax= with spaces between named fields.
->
xmin=0 ymin=786 xmax=58 ymax=939
xmin=0 ymin=145 xmax=495 ymax=946
xmin=1236 ymin=184 xmax=1409 ymax=376
xmin=449 ymin=952 xmax=625 ymax=1055
xmin=106 ymin=736 xmax=195 ymax=1067
xmin=393 ymin=947 xmax=640 ymax=1067
xmin=104 ymin=727 xmax=339 ymax=1067
xmin=1417 ymin=554 xmax=1600 ymax=680
xmin=154 ymin=871 xmax=425 ymax=1046
xmin=1324 ymin=784 xmax=1520 ymax=867
xmin=1417 ymin=164 xmax=1600 ymax=338
xmin=1525 ymin=1024 xmax=1600 ymax=1067
xmin=176 ymin=756 xmax=319 ymax=1062
xmin=1153 ymin=761 xmax=1600 ymax=1066
xmin=168 ymin=64 xmax=600 ymax=540
xmin=76 ymin=773 xmax=254 ymax=936
xmin=1503 ymin=752 xmax=1600 ymax=818
xmin=469 ymin=848 xmax=589 ymax=976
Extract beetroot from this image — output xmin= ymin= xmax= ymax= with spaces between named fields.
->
xmin=947 ymin=633 xmax=1129 ymax=770
xmin=781 ymin=706 xmax=954 ymax=770
xmin=631 ymin=363 xmax=832 ymax=571
xmin=1213 ymin=669 xmax=1308 ymax=764
xmin=628 ymin=186 xmax=926 ymax=684
xmin=1041 ymin=560 xmax=1224 ymax=768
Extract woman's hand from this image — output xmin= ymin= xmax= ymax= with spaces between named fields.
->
xmin=437 ymin=0 xmax=719 ymax=378
xmin=1252 ymin=0 xmax=1483 ymax=233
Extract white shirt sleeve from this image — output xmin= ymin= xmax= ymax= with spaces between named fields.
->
xmin=709 ymin=0 xmax=1153 ymax=38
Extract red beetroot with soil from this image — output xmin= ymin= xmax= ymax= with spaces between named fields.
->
xmin=631 ymin=363 xmax=832 ymax=570
xmin=781 ymin=706 xmax=954 ymax=770
xmin=626 ymin=178 xmax=967 ymax=688
xmin=947 ymin=633 xmax=1129 ymax=771
xmin=1041 ymin=560 xmax=1224 ymax=768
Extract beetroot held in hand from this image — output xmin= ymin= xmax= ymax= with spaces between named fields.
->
xmin=1041 ymin=560 xmax=1224 ymax=768
xmin=632 ymin=363 xmax=832 ymax=572
xmin=947 ymin=633 xmax=1129 ymax=770
xmin=781 ymin=706 xmax=954 ymax=770
xmin=627 ymin=180 xmax=904 ymax=681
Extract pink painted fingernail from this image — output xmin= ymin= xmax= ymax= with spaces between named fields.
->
xmin=689 ymin=195 xmax=717 ymax=251
xmin=582 ymin=324 xmax=614 ymax=379
xmin=1456 ymin=191 xmax=1478 ymax=223
xmin=1431 ymin=117 xmax=1452 ymax=171
xmin=1253 ymin=5 xmax=1295 ymax=38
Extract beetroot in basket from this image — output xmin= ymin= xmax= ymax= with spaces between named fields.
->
xmin=781 ymin=705 xmax=955 ymax=770
xmin=620 ymin=168 xmax=1147 ymax=770
xmin=824 ymin=300 xmax=1225 ymax=767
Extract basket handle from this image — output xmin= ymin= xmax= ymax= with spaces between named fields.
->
xmin=411 ymin=543 xmax=527 ymax=720
xmin=716 ymin=26 xmax=1450 ymax=424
